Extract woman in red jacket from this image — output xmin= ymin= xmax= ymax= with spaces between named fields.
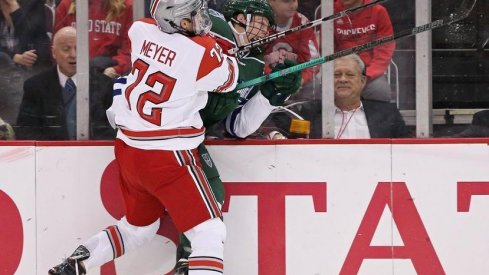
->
xmin=54 ymin=0 xmax=132 ymax=78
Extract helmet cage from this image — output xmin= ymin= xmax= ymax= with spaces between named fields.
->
xmin=244 ymin=13 xmax=271 ymax=42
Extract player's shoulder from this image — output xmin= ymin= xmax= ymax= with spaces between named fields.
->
xmin=208 ymin=9 xmax=236 ymax=53
xmin=209 ymin=9 xmax=226 ymax=22
xmin=134 ymin=17 xmax=157 ymax=26
xmin=128 ymin=18 xmax=157 ymax=33
xmin=189 ymin=35 xmax=219 ymax=50
xmin=209 ymin=9 xmax=234 ymax=41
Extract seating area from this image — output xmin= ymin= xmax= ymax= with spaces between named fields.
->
xmin=0 ymin=0 xmax=486 ymax=140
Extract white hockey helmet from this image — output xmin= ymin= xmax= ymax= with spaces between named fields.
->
xmin=150 ymin=0 xmax=212 ymax=36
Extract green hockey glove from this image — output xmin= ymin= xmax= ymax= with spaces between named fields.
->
xmin=260 ymin=59 xmax=302 ymax=106
xmin=200 ymin=91 xmax=240 ymax=128
xmin=272 ymin=59 xmax=302 ymax=94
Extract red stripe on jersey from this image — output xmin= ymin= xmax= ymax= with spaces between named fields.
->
xmin=189 ymin=257 xmax=224 ymax=272
xmin=192 ymin=36 xmax=224 ymax=81
xmin=120 ymin=127 xmax=205 ymax=139
xmin=214 ymin=58 xmax=236 ymax=93
xmin=190 ymin=260 xmax=223 ymax=269
xmin=209 ymin=32 xmax=236 ymax=57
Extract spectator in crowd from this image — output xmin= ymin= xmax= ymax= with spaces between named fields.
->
xmin=265 ymin=0 xmax=320 ymax=89
xmin=451 ymin=110 xmax=489 ymax=137
xmin=0 ymin=0 xmax=51 ymax=68
xmin=54 ymin=0 xmax=132 ymax=78
xmin=16 ymin=26 xmax=115 ymax=140
xmin=0 ymin=116 xmax=15 ymax=140
xmin=334 ymin=0 xmax=395 ymax=102
xmin=332 ymin=54 xmax=408 ymax=138
xmin=0 ymin=0 xmax=52 ymax=124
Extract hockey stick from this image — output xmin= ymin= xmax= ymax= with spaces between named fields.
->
xmin=235 ymin=0 xmax=477 ymax=89
xmin=228 ymin=0 xmax=388 ymax=55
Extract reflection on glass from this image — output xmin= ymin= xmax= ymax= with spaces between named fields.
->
xmin=431 ymin=0 xmax=489 ymax=137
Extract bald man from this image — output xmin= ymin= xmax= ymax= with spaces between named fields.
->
xmin=16 ymin=26 xmax=115 ymax=140
xmin=52 ymin=26 xmax=77 ymax=78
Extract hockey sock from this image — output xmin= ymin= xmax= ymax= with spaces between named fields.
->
xmin=185 ymin=218 xmax=226 ymax=274
xmin=82 ymin=217 xmax=160 ymax=270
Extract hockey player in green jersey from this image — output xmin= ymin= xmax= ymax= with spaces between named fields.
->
xmin=175 ymin=0 xmax=302 ymax=274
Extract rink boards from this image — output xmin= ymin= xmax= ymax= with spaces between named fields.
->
xmin=1 ymin=139 xmax=489 ymax=275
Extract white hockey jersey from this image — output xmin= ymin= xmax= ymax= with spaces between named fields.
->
xmin=107 ymin=18 xmax=239 ymax=150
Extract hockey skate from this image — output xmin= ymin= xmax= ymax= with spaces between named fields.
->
xmin=48 ymin=245 xmax=90 ymax=275
xmin=174 ymin=258 xmax=189 ymax=275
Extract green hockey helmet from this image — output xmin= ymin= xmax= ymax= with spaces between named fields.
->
xmin=222 ymin=0 xmax=275 ymax=27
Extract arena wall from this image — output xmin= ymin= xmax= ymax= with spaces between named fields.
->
xmin=1 ymin=139 xmax=489 ymax=275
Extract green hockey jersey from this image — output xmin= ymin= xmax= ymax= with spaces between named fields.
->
xmin=200 ymin=9 xmax=266 ymax=129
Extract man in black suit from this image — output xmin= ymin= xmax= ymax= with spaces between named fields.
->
xmin=16 ymin=26 xmax=115 ymax=140
xmin=255 ymin=53 xmax=408 ymax=139
xmin=333 ymin=54 xmax=408 ymax=138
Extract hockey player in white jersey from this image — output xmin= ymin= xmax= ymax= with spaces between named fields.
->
xmin=48 ymin=0 xmax=238 ymax=274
